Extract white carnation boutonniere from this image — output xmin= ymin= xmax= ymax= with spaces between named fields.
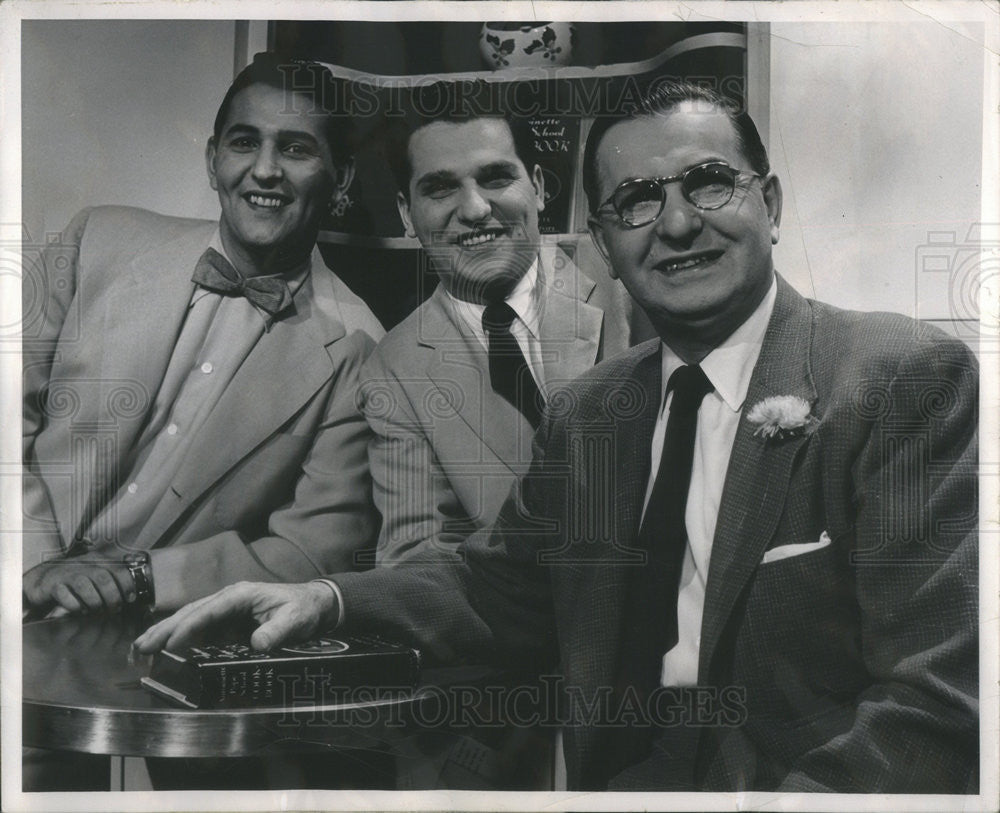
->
xmin=746 ymin=395 xmax=818 ymax=440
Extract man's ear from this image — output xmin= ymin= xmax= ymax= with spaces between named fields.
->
xmin=587 ymin=214 xmax=617 ymax=280
xmin=396 ymin=191 xmax=416 ymax=239
xmin=762 ymin=173 xmax=783 ymax=245
xmin=205 ymin=138 xmax=219 ymax=191
xmin=531 ymin=163 xmax=546 ymax=212
xmin=333 ymin=159 xmax=356 ymax=202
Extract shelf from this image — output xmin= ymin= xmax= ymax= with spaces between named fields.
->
xmin=289 ymin=20 xmax=758 ymax=332
xmin=319 ymin=232 xmax=418 ymax=250
xmin=317 ymin=31 xmax=746 ymax=86
xmin=312 ymin=25 xmax=748 ymax=240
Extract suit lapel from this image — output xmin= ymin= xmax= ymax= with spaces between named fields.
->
xmin=139 ymin=264 xmax=345 ymax=545
xmin=563 ymin=345 xmax=662 ymax=671
xmin=422 ymin=248 xmax=612 ymax=470
xmin=76 ymin=224 xmax=211 ymax=537
xmin=181 ymin=267 xmax=343 ymax=496
xmin=697 ymin=277 xmax=818 ymax=680
xmin=557 ymin=342 xmax=662 ymax=787
xmin=421 ymin=285 xmax=536 ymax=473
xmin=537 ymin=244 xmax=604 ymax=389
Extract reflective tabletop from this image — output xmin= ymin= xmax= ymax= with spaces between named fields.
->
xmin=22 ymin=613 xmax=427 ymax=758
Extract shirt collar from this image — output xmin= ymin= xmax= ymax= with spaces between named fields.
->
xmin=503 ymin=258 xmax=541 ymax=338
xmin=445 ymin=257 xmax=541 ymax=339
xmin=658 ymin=275 xmax=778 ymax=414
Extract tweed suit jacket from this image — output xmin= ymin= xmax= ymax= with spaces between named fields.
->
xmin=23 ymin=206 xmax=384 ymax=609
xmin=335 ymin=275 xmax=978 ymax=792
xmin=357 ymin=243 xmax=632 ymax=564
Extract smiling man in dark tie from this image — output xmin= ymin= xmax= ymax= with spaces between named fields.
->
xmin=23 ymin=52 xmax=384 ymax=618
xmin=358 ymin=86 xmax=632 ymax=565
xmin=137 ymin=81 xmax=978 ymax=794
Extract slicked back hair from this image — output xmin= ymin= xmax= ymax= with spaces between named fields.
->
xmin=582 ymin=81 xmax=769 ymax=215
xmin=212 ymin=51 xmax=354 ymax=165
xmin=384 ymin=81 xmax=537 ymax=201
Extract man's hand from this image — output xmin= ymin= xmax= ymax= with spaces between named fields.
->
xmin=23 ymin=557 xmax=135 ymax=614
xmin=133 ymin=581 xmax=338 ymax=654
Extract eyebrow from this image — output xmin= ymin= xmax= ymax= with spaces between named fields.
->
xmin=477 ymin=160 xmax=521 ymax=175
xmin=413 ymin=169 xmax=457 ymax=189
xmin=222 ymin=124 xmax=321 ymax=144
xmin=671 ymin=157 xmax=733 ymax=174
xmin=414 ymin=160 xmax=522 ymax=189
xmin=610 ymin=157 xmax=735 ymax=186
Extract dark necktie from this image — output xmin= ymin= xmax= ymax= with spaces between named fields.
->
xmin=608 ymin=363 xmax=714 ymax=780
xmin=482 ymin=301 xmax=544 ymax=429
xmin=191 ymin=247 xmax=294 ymax=319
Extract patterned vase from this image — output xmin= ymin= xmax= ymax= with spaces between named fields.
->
xmin=478 ymin=22 xmax=575 ymax=70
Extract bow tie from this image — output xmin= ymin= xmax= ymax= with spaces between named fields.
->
xmin=191 ymin=247 xmax=294 ymax=319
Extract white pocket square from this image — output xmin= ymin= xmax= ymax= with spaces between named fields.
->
xmin=761 ymin=531 xmax=832 ymax=565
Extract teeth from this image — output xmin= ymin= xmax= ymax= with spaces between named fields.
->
xmin=248 ymin=194 xmax=284 ymax=208
xmin=458 ymin=232 xmax=499 ymax=247
xmin=663 ymin=255 xmax=711 ymax=272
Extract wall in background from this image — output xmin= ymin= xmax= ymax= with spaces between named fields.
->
xmin=21 ymin=19 xmax=987 ymax=341
xmin=768 ymin=20 xmax=985 ymax=338
xmin=21 ymin=20 xmax=237 ymax=246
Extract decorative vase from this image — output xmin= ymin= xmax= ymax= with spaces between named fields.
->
xmin=478 ymin=22 xmax=575 ymax=70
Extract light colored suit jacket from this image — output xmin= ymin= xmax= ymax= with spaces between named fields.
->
xmin=357 ymin=243 xmax=632 ymax=564
xmin=23 ymin=206 xmax=384 ymax=608
xmin=336 ymin=275 xmax=978 ymax=792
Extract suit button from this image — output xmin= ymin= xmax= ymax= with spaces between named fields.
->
xmin=201 ymin=362 xmax=214 ymax=374
xmin=127 ymin=483 xmax=138 ymax=494
xmin=167 ymin=423 xmax=178 ymax=435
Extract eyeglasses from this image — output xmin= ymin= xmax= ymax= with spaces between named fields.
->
xmin=596 ymin=162 xmax=761 ymax=228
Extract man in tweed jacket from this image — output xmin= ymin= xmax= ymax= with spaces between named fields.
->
xmin=138 ymin=82 xmax=978 ymax=793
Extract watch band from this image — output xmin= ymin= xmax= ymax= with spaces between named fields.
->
xmin=123 ymin=551 xmax=155 ymax=607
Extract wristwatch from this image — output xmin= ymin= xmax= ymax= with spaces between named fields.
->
xmin=123 ymin=551 xmax=155 ymax=608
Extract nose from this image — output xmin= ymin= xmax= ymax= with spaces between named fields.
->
xmin=251 ymin=144 xmax=283 ymax=184
xmin=652 ymin=185 xmax=703 ymax=244
xmin=456 ymin=184 xmax=492 ymax=224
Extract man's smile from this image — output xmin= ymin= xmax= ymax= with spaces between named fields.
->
xmin=244 ymin=191 xmax=291 ymax=210
xmin=454 ymin=227 xmax=507 ymax=248
xmin=653 ymin=249 xmax=724 ymax=274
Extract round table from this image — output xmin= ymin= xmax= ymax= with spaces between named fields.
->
xmin=22 ymin=613 xmax=440 ymax=759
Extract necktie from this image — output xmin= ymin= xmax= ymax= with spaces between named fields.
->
xmin=608 ymin=363 xmax=714 ymax=780
xmin=638 ymin=364 xmax=713 ymax=658
xmin=191 ymin=247 xmax=294 ymax=319
xmin=482 ymin=301 xmax=544 ymax=429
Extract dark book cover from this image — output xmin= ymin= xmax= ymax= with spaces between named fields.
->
xmin=527 ymin=115 xmax=581 ymax=234
xmin=142 ymin=635 xmax=420 ymax=709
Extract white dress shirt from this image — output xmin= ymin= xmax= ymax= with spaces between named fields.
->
xmin=642 ymin=276 xmax=777 ymax=687
xmin=445 ymin=259 xmax=545 ymax=389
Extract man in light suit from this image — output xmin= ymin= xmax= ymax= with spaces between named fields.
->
xmin=138 ymin=81 xmax=977 ymax=793
xmin=361 ymin=99 xmax=632 ymax=564
xmin=22 ymin=53 xmax=384 ymax=618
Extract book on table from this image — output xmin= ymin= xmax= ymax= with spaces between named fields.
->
xmin=141 ymin=634 xmax=421 ymax=709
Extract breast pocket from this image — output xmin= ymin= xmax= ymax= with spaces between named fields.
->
xmin=744 ymin=532 xmax=858 ymax=650
xmin=732 ymin=531 xmax=868 ymax=727
xmin=760 ymin=531 xmax=832 ymax=565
